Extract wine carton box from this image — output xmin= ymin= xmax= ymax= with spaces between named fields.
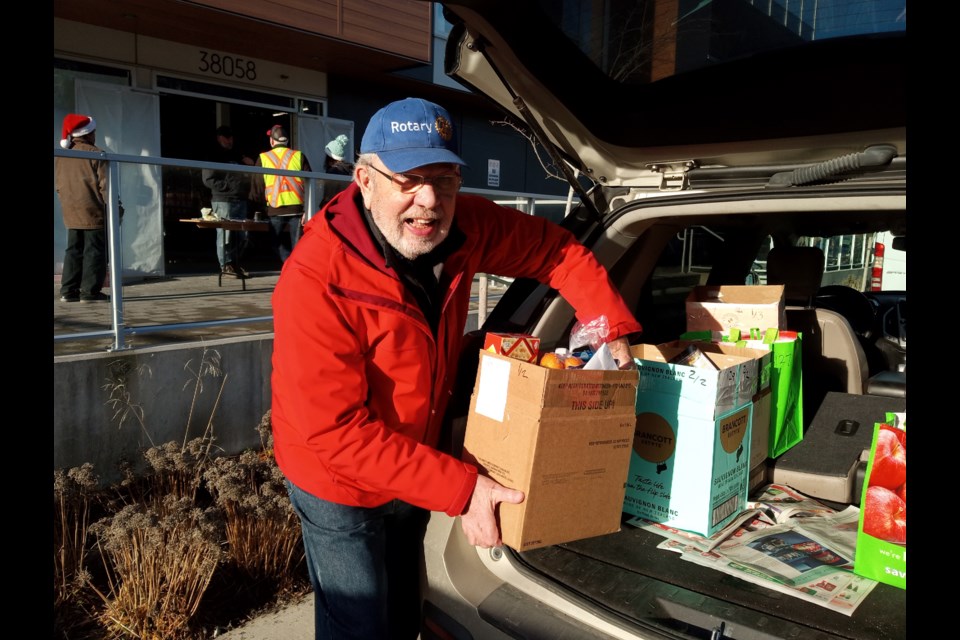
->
xmin=623 ymin=344 xmax=754 ymax=537
xmin=659 ymin=339 xmax=771 ymax=473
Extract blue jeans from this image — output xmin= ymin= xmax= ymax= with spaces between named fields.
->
xmin=269 ymin=214 xmax=302 ymax=263
xmin=286 ymin=481 xmax=429 ymax=640
xmin=213 ymin=199 xmax=248 ymax=267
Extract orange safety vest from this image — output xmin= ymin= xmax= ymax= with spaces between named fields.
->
xmin=260 ymin=147 xmax=305 ymax=208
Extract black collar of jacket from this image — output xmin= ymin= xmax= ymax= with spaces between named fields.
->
xmin=360 ymin=199 xmax=465 ymax=335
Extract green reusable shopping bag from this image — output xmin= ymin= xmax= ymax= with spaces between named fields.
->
xmin=854 ymin=412 xmax=906 ymax=590
xmin=767 ymin=331 xmax=803 ymax=457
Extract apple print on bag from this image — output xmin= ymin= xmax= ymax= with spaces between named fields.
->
xmin=854 ymin=412 xmax=906 ymax=590
xmin=862 ymin=423 xmax=906 ymax=543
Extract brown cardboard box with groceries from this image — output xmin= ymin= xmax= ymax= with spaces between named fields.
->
xmin=461 ymin=350 xmax=638 ymax=551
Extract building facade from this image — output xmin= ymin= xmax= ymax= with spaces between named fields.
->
xmin=54 ymin=1 xmax=569 ymax=278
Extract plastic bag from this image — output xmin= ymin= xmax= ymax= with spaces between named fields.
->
xmin=568 ymin=315 xmax=610 ymax=352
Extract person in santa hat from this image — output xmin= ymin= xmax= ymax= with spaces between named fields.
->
xmin=54 ymin=113 xmax=111 ymax=303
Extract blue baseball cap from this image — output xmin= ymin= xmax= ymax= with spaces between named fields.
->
xmin=360 ymin=97 xmax=466 ymax=173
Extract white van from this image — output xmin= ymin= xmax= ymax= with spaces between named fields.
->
xmin=747 ymin=231 xmax=905 ymax=292
xmin=869 ymin=231 xmax=906 ymax=291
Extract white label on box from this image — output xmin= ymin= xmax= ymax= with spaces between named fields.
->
xmin=474 ymin=355 xmax=512 ymax=421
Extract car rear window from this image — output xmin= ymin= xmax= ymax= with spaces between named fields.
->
xmin=633 ymin=224 xmax=906 ymax=345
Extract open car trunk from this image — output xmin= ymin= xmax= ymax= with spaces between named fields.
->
xmin=432 ymin=191 xmax=907 ymax=640
xmin=511 ymin=516 xmax=905 ymax=640
xmin=424 ymin=4 xmax=906 ymax=637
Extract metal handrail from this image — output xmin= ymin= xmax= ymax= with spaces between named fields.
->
xmin=53 ymin=149 xmax=564 ymax=351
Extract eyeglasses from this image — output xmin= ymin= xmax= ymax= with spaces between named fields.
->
xmin=366 ymin=165 xmax=462 ymax=195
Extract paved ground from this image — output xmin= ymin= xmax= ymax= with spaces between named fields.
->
xmin=54 ymin=269 xmax=507 ymax=358
xmin=54 ymin=269 xmax=281 ymax=358
xmin=216 ymin=593 xmax=314 ymax=639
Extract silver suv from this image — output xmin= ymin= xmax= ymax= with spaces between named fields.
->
xmin=421 ymin=2 xmax=906 ymax=639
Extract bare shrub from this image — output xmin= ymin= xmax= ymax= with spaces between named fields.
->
xmin=89 ymin=495 xmax=224 ymax=639
xmin=53 ymin=356 xmax=305 ymax=637
xmin=104 ymin=347 xmax=224 ymax=513
xmin=146 ymin=437 xmax=218 ymax=506
xmin=54 ymin=464 xmax=99 ymax=601
xmin=54 ymin=463 xmax=103 ymax=637
xmin=204 ymin=413 xmax=304 ymax=591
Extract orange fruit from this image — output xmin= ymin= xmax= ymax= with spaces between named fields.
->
xmin=539 ymin=352 xmax=566 ymax=369
xmin=564 ymin=355 xmax=585 ymax=368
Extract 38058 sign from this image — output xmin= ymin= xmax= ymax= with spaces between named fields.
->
xmin=198 ymin=50 xmax=257 ymax=81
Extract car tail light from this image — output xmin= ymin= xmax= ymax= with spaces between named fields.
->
xmin=870 ymin=241 xmax=885 ymax=291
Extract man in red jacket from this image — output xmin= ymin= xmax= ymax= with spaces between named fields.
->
xmin=271 ymin=97 xmax=641 ymax=639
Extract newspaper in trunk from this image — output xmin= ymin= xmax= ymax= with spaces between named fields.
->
xmin=628 ymin=483 xmax=878 ymax=615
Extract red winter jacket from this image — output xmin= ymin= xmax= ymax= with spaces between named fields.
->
xmin=271 ymin=183 xmax=641 ymax=516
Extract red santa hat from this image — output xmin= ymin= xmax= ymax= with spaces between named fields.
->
xmin=60 ymin=114 xmax=97 ymax=149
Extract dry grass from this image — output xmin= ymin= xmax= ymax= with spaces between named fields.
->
xmin=55 ymin=344 xmax=309 ymax=639
xmin=89 ymin=497 xmax=224 ymax=639
xmin=55 ymin=463 xmax=99 ymax=603
xmin=53 ymin=416 xmax=310 ymax=639
xmin=54 ymin=463 xmax=103 ymax=637
xmin=205 ymin=451 xmax=305 ymax=589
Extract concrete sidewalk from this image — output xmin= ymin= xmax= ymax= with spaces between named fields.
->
xmin=217 ymin=594 xmax=314 ymax=640
xmin=54 ymin=269 xmax=505 ymax=358
xmin=54 ymin=269 xmax=280 ymax=358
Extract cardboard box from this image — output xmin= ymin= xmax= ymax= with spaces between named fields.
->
xmin=686 ymin=285 xmax=786 ymax=334
xmin=660 ymin=339 xmax=771 ymax=472
xmin=854 ymin=412 xmax=906 ymax=590
xmin=750 ymin=388 xmax=771 ymax=483
xmin=708 ymin=332 xmax=803 ymax=458
xmin=483 ymin=332 xmax=541 ymax=363
xmin=624 ymin=344 xmax=754 ymax=537
xmin=461 ymin=351 xmax=638 ymax=551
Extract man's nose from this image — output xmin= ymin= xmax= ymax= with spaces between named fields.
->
xmin=413 ymin=183 xmax=440 ymax=207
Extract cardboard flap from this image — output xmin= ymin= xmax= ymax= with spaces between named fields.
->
xmin=687 ymin=284 xmax=785 ymax=305
xmin=661 ymin=339 xmax=771 ymax=393
xmin=472 ymin=352 xmax=637 ymax=420
xmin=685 ymin=285 xmax=787 ymax=334
xmin=630 ymin=344 xmax=757 ymax=415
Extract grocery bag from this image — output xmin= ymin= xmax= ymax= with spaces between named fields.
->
xmin=767 ymin=331 xmax=803 ymax=457
xmin=854 ymin=412 xmax=906 ymax=590
xmin=681 ymin=328 xmax=803 ymax=458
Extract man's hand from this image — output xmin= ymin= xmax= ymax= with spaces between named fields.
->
xmin=606 ymin=336 xmax=636 ymax=370
xmin=460 ymin=474 xmax=524 ymax=548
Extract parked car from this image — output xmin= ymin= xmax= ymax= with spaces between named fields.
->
xmin=420 ymin=1 xmax=906 ymax=639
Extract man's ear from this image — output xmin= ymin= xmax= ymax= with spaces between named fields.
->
xmin=355 ymin=165 xmax=375 ymax=208
xmin=355 ymin=164 xmax=370 ymax=188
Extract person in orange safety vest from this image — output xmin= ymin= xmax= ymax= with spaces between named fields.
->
xmin=252 ymin=124 xmax=312 ymax=263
